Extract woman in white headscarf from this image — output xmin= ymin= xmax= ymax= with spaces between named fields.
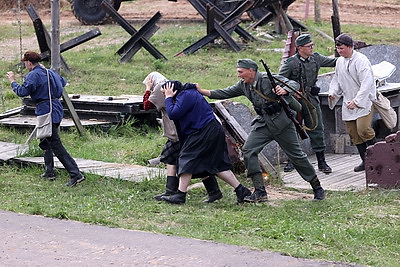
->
xmin=142 ymin=72 xmax=223 ymax=203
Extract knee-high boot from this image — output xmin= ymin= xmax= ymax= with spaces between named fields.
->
xmin=202 ymin=175 xmax=223 ymax=203
xmin=354 ymin=143 xmax=367 ymax=172
xmin=153 ymin=176 xmax=179 ymax=201
xmin=316 ymin=151 xmax=332 ymax=173
xmin=310 ymin=176 xmax=325 ymax=200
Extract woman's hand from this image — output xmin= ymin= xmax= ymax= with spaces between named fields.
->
xmin=145 ymin=76 xmax=154 ymax=91
xmin=164 ymin=82 xmax=176 ymax=98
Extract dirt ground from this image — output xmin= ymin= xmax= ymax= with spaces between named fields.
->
xmin=1 ymin=0 xmax=400 ymax=28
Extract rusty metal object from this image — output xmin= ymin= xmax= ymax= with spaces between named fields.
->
xmin=365 ymin=131 xmax=400 ymax=188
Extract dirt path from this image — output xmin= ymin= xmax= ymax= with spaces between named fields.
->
xmin=0 ymin=209 xmax=357 ymax=266
xmin=1 ymin=0 xmax=400 ymax=28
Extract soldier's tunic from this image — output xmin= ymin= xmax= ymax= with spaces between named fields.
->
xmin=279 ymin=52 xmax=336 ymax=152
xmin=209 ymin=71 xmax=317 ymax=182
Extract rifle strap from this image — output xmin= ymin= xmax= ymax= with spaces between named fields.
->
xmin=252 ymin=87 xmax=278 ymax=103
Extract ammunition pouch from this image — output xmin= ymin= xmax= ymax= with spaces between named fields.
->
xmin=309 ymin=86 xmax=321 ymax=96
xmin=264 ymin=102 xmax=282 ymax=115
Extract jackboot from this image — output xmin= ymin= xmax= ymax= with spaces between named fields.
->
xmin=316 ymin=151 xmax=332 ymax=173
xmin=161 ymin=190 xmax=186 ymax=204
xmin=234 ymin=184 xmax=251 ymax=203
xmin=153 ymin=176 xmax=179 ymax=201
xmin=283 ymin=160 xmax=294 ymax=172
xmin=202 ymin=175 xmax=223 ymax=203
xmin=243 ymin=186 xmax=268 ymax=203
xmin=366 ymin=137 xmax=376 ymax=147
xmin=309 ymin=176 xmax=325 ymax=200
xmin=354 ymin=143 xmax=367 ymax=172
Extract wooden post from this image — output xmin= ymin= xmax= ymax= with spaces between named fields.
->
xmin=304 ymin=0 xmax=310 ymax=20
xmin=331 ymin=0 xmax=341 ymax=57
xmin=314 ymin=0 xmax=321 ymax=24
xmin=50 ymin=0 xmax=85 ymax=136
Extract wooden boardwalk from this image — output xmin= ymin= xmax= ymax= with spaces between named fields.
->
xmin=1 ymin=141 xmax=366 ymax=190
xmin=281 ymin=153 xmax=366 ymax=191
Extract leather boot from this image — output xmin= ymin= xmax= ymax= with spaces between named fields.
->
xmin=366 ymin=137 xmax=376 ymax=147
xmin=202 ymin=175 xmax=223 ymax=203
xmin=283 ymin=160 xmax=294 ymax=172
xmin=161 ymin=190 xmax=186 ymax=204
xmin=234 ymin=184 xmax=251 ymax=203
xmin=154 ymin=176 xmax=179 ymax=201
xmin=316 ymin=151 xmax=332 ymax=173
xmin=309 ymin=176 xmax=325 ymax=200
xmin=243 ymin=186 xmax=268 ymax=203
xmin=354 ymin=143 xmax=367 ymax=172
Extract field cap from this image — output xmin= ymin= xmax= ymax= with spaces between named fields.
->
xmin=295 ymin=34 xmax=312 ymax=46
xmin=335 ymin=33 xmax=353 ymax=46
xmin=237 ymin=59 xmax=258 ymax=71
xmin=21 ymin=51 xmax=41 ymax=63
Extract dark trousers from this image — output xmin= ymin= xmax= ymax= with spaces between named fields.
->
xmin=39 ymin=123 xmax=81 ymax=179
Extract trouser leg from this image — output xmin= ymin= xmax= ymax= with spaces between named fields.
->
xmin=48 ymin=125 xmax=81 ymax=179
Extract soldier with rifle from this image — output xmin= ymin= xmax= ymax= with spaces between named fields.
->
xmin=279 ymin=34 xmax=337 ymax=173
xmin=196 ymin=58 xmax=326 ymax=202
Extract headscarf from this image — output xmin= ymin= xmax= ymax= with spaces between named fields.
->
xmin=143 ymin=71 xmax=167 ymax=90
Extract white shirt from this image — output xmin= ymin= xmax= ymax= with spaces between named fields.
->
xmin=329 ymin=51 xmax=376 ymax=121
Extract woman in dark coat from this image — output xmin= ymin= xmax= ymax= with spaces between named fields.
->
xmin=161 ymin=81 xmax=250 ymax=204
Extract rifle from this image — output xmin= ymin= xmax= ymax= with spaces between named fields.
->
xmin=296 ymin=62 xmax=304 ymax=124
xmin=259 ymin=59 xmax=308 ymax=140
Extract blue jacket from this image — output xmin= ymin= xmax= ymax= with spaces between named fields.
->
xmin=12 ymin=65 xmax=66 ymax=124
xmin=165 ymin=83 xmax=215 ymax=142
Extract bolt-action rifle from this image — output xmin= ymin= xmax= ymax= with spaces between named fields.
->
xmin=259 ymin=59 xmax=308 ymax=140
xmin=296 ymin=62 xmax=304 ymax=124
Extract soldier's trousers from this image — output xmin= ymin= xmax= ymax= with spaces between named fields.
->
xmin=242 ymin=123 xmax=316 ymax=182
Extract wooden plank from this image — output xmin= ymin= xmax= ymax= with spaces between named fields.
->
xmin=281 ymin=153 xmax=366 ymax=191
xmin=11 ymin=157 xmax=165 ymax=182
xmin=0 ymin=116 xmax=111 ymax=129
xmin=213 ymin=101 xmax=278 ymax=178
xmin=0 ymin=142 xmax=28 ymax=162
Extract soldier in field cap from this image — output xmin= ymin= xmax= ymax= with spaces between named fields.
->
xmin=279 ymin=33 xmax=337 ymax=174
xmin=196 ymin=58 xmax=326 ymax=202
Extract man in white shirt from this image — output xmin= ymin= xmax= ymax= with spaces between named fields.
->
xmin=328 ymin=33 xmax=376 ymax=172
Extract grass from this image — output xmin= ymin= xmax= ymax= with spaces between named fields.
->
xmin=0 ymin=17 xmax=400 ymax=266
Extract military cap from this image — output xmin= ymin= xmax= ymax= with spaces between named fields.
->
xmin=335 ymin=33 xmax=353 ymax=46
xmin=237 ymin=59 xmax=258 ymax=70
xmin=295 ymin=34 xmax=313 ymax=47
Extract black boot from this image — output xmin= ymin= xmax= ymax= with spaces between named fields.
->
xmin=366 ymin=137 xmax=376 ymax=147
xmin=234 ymin=184 xmax=251 ymax=203
xmin=243 ymin=186 xmax=268 ymax=203
xmin=283 ymin=160 xmax=294 ymax=172
xmin=161 ymin=190 xmax=186 ymax=204
xmin=154 ymin=176 xmax=179 ymax=201
xmin=202 ymin=175 xmax=223 ymax=203
xmin=354 ymin=143 xmax=367 ymax=172
xmin=309 ymin=176 xmax=325 ymax=200
xmin=316 ymin=151 xmax=332 ymax=173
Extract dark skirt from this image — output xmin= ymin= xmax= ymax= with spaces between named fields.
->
xmin=160 ymin=139 xmax=180 ymax=165
xmin=178 ymin=119 xmax=232 ymax=177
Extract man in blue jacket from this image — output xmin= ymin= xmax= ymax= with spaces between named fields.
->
xmin=7 ymin=51 xmax=84 ymax=186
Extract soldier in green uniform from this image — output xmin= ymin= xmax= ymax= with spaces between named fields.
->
xmin=279 ymin=34 xmax=337 ymax=173
xmin=196 ymin=59 xmax=325 ymax=202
